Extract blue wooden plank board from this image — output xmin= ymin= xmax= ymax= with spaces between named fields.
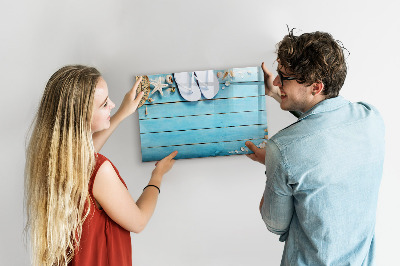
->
xmin=140 ymin=124 xmax=267 ymax=148
xmin=139 ymin=95 xmax=266 ymax=119
xmin=141 ymin=138 xmax=267 ymax=162
xmin=139 ymin=111 xmax=267 ymax=133
xmin=137 ymin=66 xmax=268 ymax=162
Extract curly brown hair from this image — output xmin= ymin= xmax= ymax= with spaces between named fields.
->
xmin=277 ymin=30 xmax=348 ymax=98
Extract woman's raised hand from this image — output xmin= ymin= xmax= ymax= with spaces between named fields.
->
xmin=116 ymin=76 xmax=145 ymax=119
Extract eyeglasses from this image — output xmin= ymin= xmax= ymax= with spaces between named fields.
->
xmin=277 ymin=70 xmax=297 ymax=86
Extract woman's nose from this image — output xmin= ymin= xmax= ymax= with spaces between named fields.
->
xmin=109 ymin=100 xmax=115 ymax=109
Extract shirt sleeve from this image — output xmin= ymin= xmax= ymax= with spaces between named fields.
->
xmin=260 ymin=139 xmax=294 ymax=241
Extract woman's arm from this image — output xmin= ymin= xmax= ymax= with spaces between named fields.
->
xmin=92 ymin=77 xmax=144 ymax=152
xmin=93 ymin=151 xmax=178 ymax=233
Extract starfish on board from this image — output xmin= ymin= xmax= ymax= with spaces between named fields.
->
xmin=150 ymin=77 xmax=169 ymax=96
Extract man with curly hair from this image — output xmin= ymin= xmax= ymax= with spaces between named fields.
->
xmin=246 ymin=30 xmax=385 ymax=265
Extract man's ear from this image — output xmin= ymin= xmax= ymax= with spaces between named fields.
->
xmin=312 ymin=82 xmax=324 ymax=96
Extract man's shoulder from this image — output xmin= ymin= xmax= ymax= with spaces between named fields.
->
xmin=352 ymin=101 xmax=383 ymax=119
xmin=270 ymin=98 xmax=384 ymax=149
xmin=345 ymin=101 xmax=385 ymax=132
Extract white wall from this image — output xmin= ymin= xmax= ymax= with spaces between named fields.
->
xmin=1 ymin=0 xmax=399 ymax=265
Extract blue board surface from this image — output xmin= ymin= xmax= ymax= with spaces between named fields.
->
xmin=138 ymin=66 xmax=268 ymax=161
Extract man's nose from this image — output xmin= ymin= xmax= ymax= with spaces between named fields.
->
xmin=273 ymin=75 xmax=281 ymax=87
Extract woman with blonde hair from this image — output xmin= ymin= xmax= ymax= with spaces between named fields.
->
xmin=25 ymin=65 xmax=177 ymax=266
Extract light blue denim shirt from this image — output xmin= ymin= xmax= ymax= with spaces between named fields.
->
xmin=261 ymin=96 xmax=385 ymax=266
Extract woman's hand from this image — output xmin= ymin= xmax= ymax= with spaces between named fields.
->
xmin=115 ymin=76 xmax=144 ymax=120
xmin=262 ymin=62 xmax=282 ymax=103
xmin=152 ymin=151 xmax=178 ymax=179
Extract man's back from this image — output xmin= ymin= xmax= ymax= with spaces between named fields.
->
xmin=262 ymin=96 xmax=385 ymax=265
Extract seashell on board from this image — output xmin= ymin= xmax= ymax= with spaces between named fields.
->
xmin=166 ymin=74 xmax=174 ymax=84
xmin=136 ymin=75 xmax=151 ymax=108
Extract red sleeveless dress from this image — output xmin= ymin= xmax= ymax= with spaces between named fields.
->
xmin=69 ymin=153 xmax=132 ymax=266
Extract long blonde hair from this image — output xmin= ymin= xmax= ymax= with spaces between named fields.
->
xmin=25 ymin=65 xmax=101 ymax=265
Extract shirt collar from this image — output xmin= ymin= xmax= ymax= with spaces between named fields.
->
xmin=298 ymin=95 xmax=350 ymax=121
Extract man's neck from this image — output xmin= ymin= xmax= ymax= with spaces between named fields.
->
xmin=301 ymin=95 xmax=327 ymax=113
